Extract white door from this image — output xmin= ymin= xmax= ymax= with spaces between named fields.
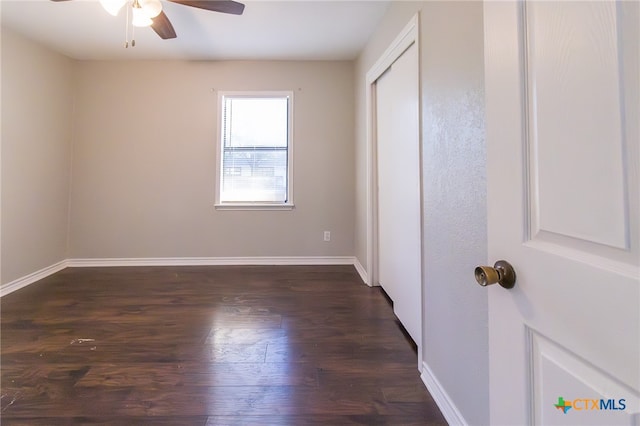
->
xmin=484 ymin=1 xmax=639 ymax=425
xmin=376 ymin=43 xmax=422 ymax=349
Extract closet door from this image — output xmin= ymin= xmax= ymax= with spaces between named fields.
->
xmin=376 ymin=43 xmax=421 ymax=348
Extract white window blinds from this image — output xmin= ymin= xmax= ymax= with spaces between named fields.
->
xmin=219 ymin=94 xmax=291 ymax=204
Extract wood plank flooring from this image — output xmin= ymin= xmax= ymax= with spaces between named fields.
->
xmin=1 ymin=265 xmax=447 ymax=425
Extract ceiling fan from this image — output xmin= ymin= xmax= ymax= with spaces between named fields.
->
xmin=50 ymin=0 xmax=245 ymax=41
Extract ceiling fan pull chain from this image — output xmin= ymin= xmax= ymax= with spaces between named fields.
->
xmin=124 ymin=1 xmax=131 ymax=48
xmin=131 ymin=1 xmax=137 ymax=47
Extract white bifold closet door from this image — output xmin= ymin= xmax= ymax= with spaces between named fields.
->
xmin=376 ymin=42 xmax=421 ymax=349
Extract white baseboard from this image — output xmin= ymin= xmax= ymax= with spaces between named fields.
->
xmin=421 ymin=361 xmax=468 ymax=426
xmin=1 ymin=256 xmax=362 ymax=297
xmin=0 ymin=260 xmax=68 ymax=297
xmin=353 ymin=257 xmax=369 ymax=285
xmin=66 ymin=256 xmax=357 ymax=267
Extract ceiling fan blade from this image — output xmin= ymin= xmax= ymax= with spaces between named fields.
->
xmin=168 ymin=0 xmax=245 ymax=15
xmin=151 ymin=11 xmax=177 ymax=39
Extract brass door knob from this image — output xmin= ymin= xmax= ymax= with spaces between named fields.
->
xmin=474 ymin=260 xmax=516 ymax=289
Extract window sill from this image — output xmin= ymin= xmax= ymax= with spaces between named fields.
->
xmin=214 ymin=203 xmax=295 ymax=211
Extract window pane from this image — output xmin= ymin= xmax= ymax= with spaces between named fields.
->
xmin=224 ymin=97 xmax=288 ymax=148
xmin=221 ymin=149 xmax=288 ymax=202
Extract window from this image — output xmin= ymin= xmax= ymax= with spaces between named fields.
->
xmin=215 ymin=91 xmax=293 ymax=209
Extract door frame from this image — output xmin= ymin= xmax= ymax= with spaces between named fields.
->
xmin=365 ymin=13 xmax=423 ymax=368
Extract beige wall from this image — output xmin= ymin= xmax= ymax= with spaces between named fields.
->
xmin=1 ymin=32 xmax=355 ymax=274
xmin=355 ymin=2 xmax=489 ymax=424
xmin=1 ymin=27 xmax=74 ymax=284
xmin=69 ymin=60 xmax=355 ymax=258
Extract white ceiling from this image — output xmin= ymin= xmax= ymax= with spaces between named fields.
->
xmin=1 ymin=0 xmax=390 ymax=61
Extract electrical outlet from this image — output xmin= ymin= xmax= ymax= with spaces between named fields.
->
xmin=323 ymin=231 xmax=331 ymax=242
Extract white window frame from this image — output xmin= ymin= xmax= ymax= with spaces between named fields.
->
xmin=214 ymin=90 xmax=294 ymax=210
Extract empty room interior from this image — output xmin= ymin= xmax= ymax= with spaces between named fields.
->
xmin=2 ymin=0 xmax=638 ymax=425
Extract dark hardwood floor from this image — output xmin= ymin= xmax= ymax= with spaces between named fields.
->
xmin=1 ymin=265 xmax=446 ymax=425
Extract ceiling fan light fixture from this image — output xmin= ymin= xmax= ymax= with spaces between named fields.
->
xmin=52 ymin=0 xmax=245 ymax=44
xmin=132 ymin=4 xmax=153 ymax=27
xmin=139 ymin=0 xmax=163 ymax=18
xmin=99 ymin=0 xmax=127 ymax=16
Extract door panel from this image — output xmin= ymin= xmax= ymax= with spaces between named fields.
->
xmin=526 ymin=1 xmax=629 ymax=250
xmin=484 ymin=1 xmax=639 ymax=424
xmin=376 ymin=43 xmax=421 ymax=348
xmin=530 ymin=329 xmax=637 ymax=425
